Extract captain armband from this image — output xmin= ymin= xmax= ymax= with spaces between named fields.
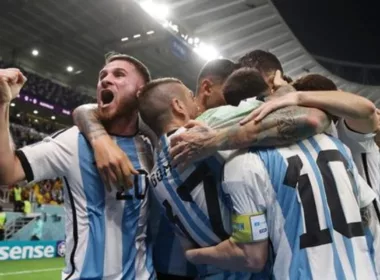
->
xmin=230 ymin=212 xmax=268 ymax=243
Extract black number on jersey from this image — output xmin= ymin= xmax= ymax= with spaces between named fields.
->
xmin=162 ymin=162 xmax=229 ymax=245
xmin=284 ymin=150 xmax=365 ymax=249
xmin=116 ymin=169 xmax=149 ymax=200
xmin=150 ymin=163 xmax=171 ymax=187
xmin=162 ymin=199 xmax=200 ymax=247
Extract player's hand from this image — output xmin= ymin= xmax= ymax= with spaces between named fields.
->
xmin=170 ymin=120 xmax=217 ymax=168
xmin=185 ymin=247 xmax=208 ymax=265
xmin=239 ymin=91 xmax=300 ymax=125
xmin=92 ymin=135 xmax=138 ymax=191
xmin=0 ymin=68 xmax=27 ymax=104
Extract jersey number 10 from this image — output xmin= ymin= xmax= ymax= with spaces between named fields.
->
xmin=284 ymin=150 xmax=365 ymax=249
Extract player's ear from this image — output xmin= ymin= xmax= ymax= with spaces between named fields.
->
xmin=200 ymin=79 xmax=213 ymax=96
xmin=171 ymin=98 xmax=186 ymax=117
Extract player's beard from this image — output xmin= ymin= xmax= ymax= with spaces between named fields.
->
xmin=98 ymin=97 xmax=137 ymax=123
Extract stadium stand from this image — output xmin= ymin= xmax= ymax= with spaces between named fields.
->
xmin=0 ymin=60 xmax=95 ymax=110
xmin=0 ymin=61 xmax=72 ymax=214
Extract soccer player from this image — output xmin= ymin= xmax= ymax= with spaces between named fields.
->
xmin=0 ymin=54 xmax=155 ymax=280
xmin=207 ymin=134 xmax=377 ymax=279
xmin=73 ymin=58 xmax=333 ymax=278
xmin=184 ymin=69 xmax=378 ymax=280
xmin=237 ymin=49 xmax=294 ymax=95
xmin=72 ymin=58 xmax=238 ymax=280
xmin=240 ymin=73 xmax=380 ymax=277
xmin=134 ymin=75 xmax=336 ymax=279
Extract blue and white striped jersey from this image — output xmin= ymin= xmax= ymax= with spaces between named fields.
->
xmin=223 ymin=133 xmax=378 ymax=280
xmin=149 ymin=128 xmax=271 ymax=280
xmin=335 ymin=119 xmax=380 ymax=277
xmin=149 ymin=189 xmax=198 ymax=277
xmin=325 ymin=119 xmax=380 ymax=277
xmin=16 ymin=127 xmax=155 ymax=280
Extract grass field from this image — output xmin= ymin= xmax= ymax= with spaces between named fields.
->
xmin=0 ymin=258 xmax=64 ymax=280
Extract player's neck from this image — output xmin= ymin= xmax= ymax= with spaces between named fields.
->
xmin=104 ymin=111 xmax=139 ymax=137
xmin=162 ymin=119 xmax=187 ymax=137
xmin=197 ymin=103 xmax=207 ymax=114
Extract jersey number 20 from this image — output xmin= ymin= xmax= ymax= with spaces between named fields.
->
xmin=116 ymin=169 xmax=149 ymax=200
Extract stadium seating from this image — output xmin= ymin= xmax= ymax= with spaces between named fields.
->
xmin=0 ymin=60 xmax=96 ymax=110
xmin=0 ymin=60 xmax=78 ymax=210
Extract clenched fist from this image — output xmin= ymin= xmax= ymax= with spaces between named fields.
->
xmin=0 ymin=68 xmax=27 ymax=104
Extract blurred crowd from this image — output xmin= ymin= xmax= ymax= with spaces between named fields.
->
xmin=9 ymin=178 xmax=64 ymax=209
xmin=0 ymin=60 xmax=95 ymax=110
xmin=10 ymin=108 xmax=65 ymax=135
xmin=0 ymin=60 xmax=79 ymax=207
xmin=10 ymin=123 xmax=44 ymax=148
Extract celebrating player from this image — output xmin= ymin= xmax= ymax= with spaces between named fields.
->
xmin=72 ymin=57 xmax=330 ymax=279
xmin=129 ymin=72 xmax=335 ymax=279
xmin=0 ymin=53 xmax=155 ymax=280
xmin=238 ymin=73 xmax=380 ymax=276
xmin=185 ymin=69 xmax=378 ymax=280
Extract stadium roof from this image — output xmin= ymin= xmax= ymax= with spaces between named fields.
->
xmin=0 ymin=0 xmax=379 ymax=105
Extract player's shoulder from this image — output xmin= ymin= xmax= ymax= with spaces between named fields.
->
xmin=336 ymin=118 xmax=375 ymax=139
xmin=51 ymin=126 xmax=78 ymax=137
xmin=41 ymin=126 xmax=79 ymax=144
xmin=224 ymin=149 xmax=266 ymax=180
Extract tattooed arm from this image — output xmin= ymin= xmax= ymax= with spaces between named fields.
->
xmin=72 ymin=104 xmax=137 ymax=189
xmin=72 ymin=104 xmax=107 ymax=141
xmin=170 ymin=106 xmax=330 ymax=165
xmin=215 ymin=106 xmax=329 ymax=150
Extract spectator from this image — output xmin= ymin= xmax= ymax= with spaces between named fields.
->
xmin=23 ymin=196 xmax=32 ymax=215
xmin=0 ymin=205 xmax=6 ymax=241
xmin=13 ymin=185 xmax=23 ymax=212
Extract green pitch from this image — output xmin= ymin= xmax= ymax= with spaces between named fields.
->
xmin=0 ymin=258 xmax=64 ymax=280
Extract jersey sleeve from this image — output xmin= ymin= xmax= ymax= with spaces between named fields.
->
xmin=341 ymin=142 xmax=377 ymax=208
xmin=196 ymin=100 xmax=263 ymax=129
xmin=15 ymin=127 xmax=78 ymax=183
xmin=336 ymin=118 xmax=377 ymax=153
xmin=222 ymin=150 xmax=270 ymax=243
xmin=356 ymin=173 xmax=377 ymax=208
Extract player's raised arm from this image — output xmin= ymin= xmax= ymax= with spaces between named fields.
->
xmin=170 ymin=68 xmax=331 ymax=165
xmin=72 ymin=103 xmax=138 ymax=190
xmin=170 ymin=105 xmax=330 ymax=166
xmin=0 ymin=69 xmax=28 ymax=184
xmin=244 ymin=90 xmax=378 ymax=134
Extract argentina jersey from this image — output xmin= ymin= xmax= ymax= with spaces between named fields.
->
xmin=252 ymin=134 xmax=377 ymax=280
xmin=149 ymin=188 xmax=198 ymax=278
xmin=15 ymin=127 xmax=155 ymax=280
xmin=149 ymin=128 xmax=271 ymax=280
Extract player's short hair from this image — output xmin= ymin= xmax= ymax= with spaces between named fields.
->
xmin=292 ymin=74 xmax=338 ymax=91
xmin=283 ymin=75 xmax=293 ymax=83
xmin=238 ymin=50 xmax=283 ymax=76
xmin=223 ymin=67 xmax=269 ymax=106
xmin=105 ymin=52 xmax=151 ymax=83
xmin=196 ymin=59 xmax=238 ymax=93
xmin=138 ymin=78 xmax=183 ymax=135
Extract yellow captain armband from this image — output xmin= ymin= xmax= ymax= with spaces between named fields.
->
xmin=230 ymin=213 xmax=268 ymax=243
